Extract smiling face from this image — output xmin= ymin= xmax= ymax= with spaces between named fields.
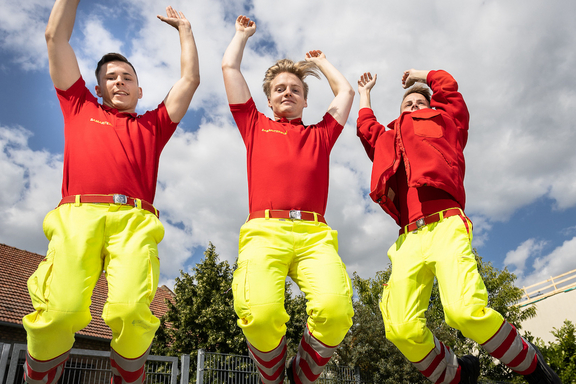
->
xmin=95 ymin=61 xmax=142 ymax=113
xmin=267 ymin=72 xmax=308 ymax=120
xmin=401 ymin=92 xmax=430 ymax=113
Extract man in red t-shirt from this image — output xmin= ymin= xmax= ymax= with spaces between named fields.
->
xmin=222 ymin=15 xmax=355 ymax=384
xmin=22 ymin=1 xmax=200 ymax=383
xmin=356 ymin=70 xmax=561 ymax=384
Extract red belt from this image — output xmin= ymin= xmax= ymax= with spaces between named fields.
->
xmin=58 ymin=194 xmax=159 ymax=218
xmin=248 ymin=210 xmax=326 ymax=224
xmin=400 ymin=208 xmax=463 ymax=235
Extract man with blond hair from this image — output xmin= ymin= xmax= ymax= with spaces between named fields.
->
xmin=23 ymin=1 xmax=199 ymax=383
xmin=222 ymin=15 xmax=355 ymax=384
xmin=356 ymin=69 xmax=561 ymax=384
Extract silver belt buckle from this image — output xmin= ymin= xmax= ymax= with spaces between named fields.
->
xmin=113 ymin=194 xmax=128 ymax=204
xmin=289 ymin=210 xmax=302 ymax=220
xmin=412 ymin=218 xmax=426 ymax=234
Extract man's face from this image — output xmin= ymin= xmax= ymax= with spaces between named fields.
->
xmin=267 ymin=72 xmax=307 ymax=120
xmin=95 ymin=61 xmax=142 ymax=113
xmin=401 ymin=93 xmax=430 ymax=113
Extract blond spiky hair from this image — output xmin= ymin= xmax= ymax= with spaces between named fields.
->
xmin=262 ymin=59 xmax=321 ymax=100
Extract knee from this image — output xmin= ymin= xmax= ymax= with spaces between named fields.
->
xmin=308 ymin=294 xmax=353 ymax=345
xmin=386 ymin=319 xmax=428 ymax=350
xmin=444 ymin=304 xmax=485 ymax=336
xmin=238 ymin=303 xmax=289 ymax=351
xmin=103 ymin=302 xmax=159 ymax=336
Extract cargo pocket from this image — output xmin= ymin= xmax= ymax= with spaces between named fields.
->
xmin=28 ymin=249 xmax=55 ymax=309
xmin=232 ymin=259 xmax=250 ymax=319
xmin=379 ymin=284 xmax=391 ymax=327
xmin=146 ymin=246 xmax=160 ymax=304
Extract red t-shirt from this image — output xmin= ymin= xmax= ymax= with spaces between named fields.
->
xmin=56 ymin=77 xmax=178 ymax=203
xmin=230 ymin=98 xmax=343 ymax=215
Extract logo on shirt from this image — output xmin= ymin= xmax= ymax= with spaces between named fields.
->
xmin=90 ymin=118 xmax=112 ymax=126
xmin=262 ymin=128 xmax=287 ymax=135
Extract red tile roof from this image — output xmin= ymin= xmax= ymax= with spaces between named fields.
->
xmin=0 ymin=243 xmax=174 ymax=340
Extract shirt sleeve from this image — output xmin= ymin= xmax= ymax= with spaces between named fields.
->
xmin=356 ymin=107 xmax=388 ymax=161
xmin=427 ymin=70 xmax=470 ymax=131
xmin=140 ymin=102 xmax=179 ymax=151
xmin=316 ymin=112 xmax=344 ymax=151
xmin=230 ymin=98 xmax=260 ymax=146
xmin=55 ymin=76 xmax=96 ymax=118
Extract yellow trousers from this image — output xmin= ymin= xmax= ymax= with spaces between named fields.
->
xmin=380 ymin=210 xmax=504 ymax=362
xmin=233 ymin=217 xmax=354 ymax=352
xmin=23 ymin=202 xmax=164 ymax=361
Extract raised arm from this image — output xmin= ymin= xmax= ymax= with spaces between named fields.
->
xmin=358 ymin=72 xmax=377 ymax=110
xmin=158 ymin=6 xmax=200 ymax=123
xmin=305 ymin=50 xmax=355 ymax=126
xmin=221 ymin=15 xmax=256 ymax=105
xmin=45 ymin=0 xmax=82 ymax=90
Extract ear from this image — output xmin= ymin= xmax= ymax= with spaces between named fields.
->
xmin=304 ymin=99 xmax=308 ymax=108
xmin=95 ymin=85 xmax=102 ymax=97
xmin=267 ymin=98 xmax=272 ymax=109
xmin=138 ymin=87 xmax=143 ymax=99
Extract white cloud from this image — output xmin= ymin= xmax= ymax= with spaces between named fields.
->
xmin=504 ymin=239 xmax=546 ymax=278
xmin=0 ymin=126 xmax=61 ymax=254
xmin=519 ymin=237 xmax=576 ymax=288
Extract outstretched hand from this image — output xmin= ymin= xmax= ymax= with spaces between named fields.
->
xmin=305 ymin=50 xmax=326 ymax=63
xmin=235 ymin=15 xmax=256 ymax=36
xmin=358 ymin=72 xmax=377 ymax=93
xmin=157 ymin=6 xmax=190 ymax=31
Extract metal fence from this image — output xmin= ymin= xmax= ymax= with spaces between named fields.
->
xmin=1 ymin=344 xmax=366 ymax=384
xmin=0 ymin=343 xmax=187 ymax=384
xmin=195 ymin=349 xmax=365 ymax=384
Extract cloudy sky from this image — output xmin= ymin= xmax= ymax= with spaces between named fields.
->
xmin=1 ymin=0 xmax=576 ymax=292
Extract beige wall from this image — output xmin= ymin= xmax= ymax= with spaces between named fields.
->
xmin=520 ymin=288 xmax=576 ymax=344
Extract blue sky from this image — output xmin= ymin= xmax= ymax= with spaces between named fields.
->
xmin=2 ymin=0 xmax=576 ymax=291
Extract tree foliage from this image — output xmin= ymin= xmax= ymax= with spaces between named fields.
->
xmin=152 ymin=243 xmax=309 ymax=378
xmin=336 ymin=249 xmax=537 ymax=383
xmin=538 ymin=320 xmax=576 ymax=383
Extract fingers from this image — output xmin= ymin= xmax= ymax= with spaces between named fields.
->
xmin=305 ymin=50 xmax=323 ymax=58
xmin=236 ymin=15 xmax=255 ymax=29
xmin=358 ymin=72 xmax=376 ymax=87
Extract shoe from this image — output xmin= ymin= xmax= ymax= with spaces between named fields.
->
xmin=285 ymin=356 xmax=296 ymax=384
xmin=524 ymin=342 xmax=562 ymax=384
xmin=458 ymin=355 xmax=480 ymax=384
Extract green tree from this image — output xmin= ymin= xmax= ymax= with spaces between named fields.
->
xmin=152 ymin=243 xmax=309 ymax=380
xmin=336 ymin=249 xmax=536 ymax=383
xmin=538 ymin=320 xmax=576 ymax=383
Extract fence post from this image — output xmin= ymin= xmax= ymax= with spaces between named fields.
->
xmin=0 ymin=343 xmax=11 ymax=384
xmin=180 ymin=354 xmax=190 ymax=384
xmin=354 ymin=366 xmax=361 ymax=383
xmin=196 ymin=349 xmax=205 ymax=384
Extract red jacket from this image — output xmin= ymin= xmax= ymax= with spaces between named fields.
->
xmin=357 ymin=70 xmax=469 ymax=226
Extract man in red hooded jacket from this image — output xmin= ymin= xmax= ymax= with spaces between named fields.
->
xmin=356 ymin=69 xmax=561 ymax=384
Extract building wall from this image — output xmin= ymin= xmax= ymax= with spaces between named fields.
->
xmin=520 ymin=288 xmax=576 ymax=344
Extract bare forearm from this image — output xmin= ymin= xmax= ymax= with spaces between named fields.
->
xmin=45 ymin=0 xmax=80 ymax=43
xmin=359 ymin=90 xmax=372 ymax=110
xmin=222 ymin=32 xmax=250 ymax=71
xmin=316 ymin=58 xmax=354 ymax=97
xmin=179 ymin=24 xmax=200 ymax=87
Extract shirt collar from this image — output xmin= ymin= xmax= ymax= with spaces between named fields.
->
xmin=276 ymin=117 xmax=303 ymax=126
xmin=102 ymin=103 xmax=138 ymax=118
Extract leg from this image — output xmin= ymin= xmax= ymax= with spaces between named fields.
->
xmin=233 ymin=219 xmax=292 ymax=384
xmin=431 ymin=213 xmax=559 ymax=383
xmin=287 ymin=221 xmax=354 ymax=384
xmin=23 ymin=205 xmax=105 ymax=383
xmin=102 ymin=207 xmax=165 ymax=383
xmin=379 ymin=233 xmax=459 ymax=383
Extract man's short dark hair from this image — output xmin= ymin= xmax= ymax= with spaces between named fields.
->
xmin=95 ymin=53 xmax=138 ymax=84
